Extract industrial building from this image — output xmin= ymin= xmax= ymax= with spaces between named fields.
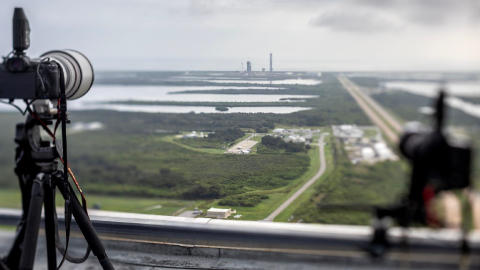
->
xmin=332 ymin=125 xmax=364 ymax=138
xmin=285 ymin=135 xmax=306 ymax=143
xmin=332 ymin=125 xmax=398 ymax=164
xmin=206 ymin=207 xmax=236 ymax=219
xmin=270 ymin=53 xmax=273 ymax=72
xmin=246 ymin=61 xmax=252 ymax=73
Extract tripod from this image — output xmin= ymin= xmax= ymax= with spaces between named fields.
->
xmin=1 ymin=114 xmax=114 ymax=270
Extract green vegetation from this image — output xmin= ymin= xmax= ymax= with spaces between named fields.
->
xmin=175 ymin=137 xmax=223 ymax=149
xmin=215 ymin=106 xmax=229 ymax=111
xmin=371 ymin=91 xmax=480 ymax=127
xmin=172 ymin=128 xmax=250 ymax=151
xmin=108 ymin=100 xmax=313 ymax=107
xmin=65 ymin=133 xmax=310 ymax=199
xmin=363 ymin=128 xmax=378 ymax=138
xmin=208 ymin=128 xmax=245 ymax=142
xmin=457 ymin=97 xmax=480 ymax=104
xmin=0 ymin=189 xmax=191 ymax=216
xmin=0 ymin=225 xmax=16 ymax=231
xmin=0 ymin=72 xmax=379 ymax=222
xmin=349 ymin=77 xmax=380 ymax=88
xmin=289 ymin=136 xmax=408 ymax=225
xmin=275 ymin=134 xmax=335 ymax=222
xmin=76 ymin=75 xmax=370 ymax=135
xmin=196 ymin=144 xmax=322 ymax=220
xmin=260 ymin=136 xmax=306 ymax=153
xmin=176 ymin=128 xmax=245 ymax=150
xmin=369 ymin=90 xmax=480 ymax=188
xmin=219 ymin=194 xmax=269 ymax=207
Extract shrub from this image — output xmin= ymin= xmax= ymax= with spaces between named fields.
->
xmin=218 ymin=194 xmax=269 ymax=207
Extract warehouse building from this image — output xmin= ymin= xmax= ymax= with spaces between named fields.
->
xmin=206 ymin=207 xmax=236 ymax=219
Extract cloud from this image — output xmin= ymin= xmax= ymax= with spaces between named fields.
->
xmin=187 ymin=0 xmax=220 ymax=16
xmin=309 ymin=8 xmax=402 ymax=33
xmin=354 ymin=0 xmax=480 ymax=26
xmin=309 ymin=0 xmax=480 ymax=33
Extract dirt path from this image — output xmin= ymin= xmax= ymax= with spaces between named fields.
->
xmin=263 ymin=134 xmax=327 ymax=221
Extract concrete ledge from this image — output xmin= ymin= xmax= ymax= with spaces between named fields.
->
xmin=1 ymin=208 xmax=479 ymax=253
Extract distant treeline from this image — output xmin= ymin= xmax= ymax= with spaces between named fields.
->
xmin=73 ymin=76 xmax=370 ymax=135
xmin=208 ymin=128 xmax=245 ymax=142
xmin=261 ymin=136 xmax=307 ymax=153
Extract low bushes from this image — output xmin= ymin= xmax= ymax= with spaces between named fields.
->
xmin=219 ymin=194 xmax=269 ymax=207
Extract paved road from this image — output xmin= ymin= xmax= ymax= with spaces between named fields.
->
xmin=338 ymin=76 xmax=399 ymax=144
xmin=264 ymin=134 xmax=327 ymax=221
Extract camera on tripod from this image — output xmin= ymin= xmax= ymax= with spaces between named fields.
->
xmin=0 ymin=7 xmax=115 ymax=270
xmin=369 ymin=90 xmax=473 ymax=257
xmin=0 ymin=8 xmax=94 ymax=101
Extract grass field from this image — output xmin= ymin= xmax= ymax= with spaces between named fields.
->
xmin=0 ymin=189 xmax=192 ymax=216
xmin=192 ymin=139 xmax=321 ymax=220
xmin=362 ymin=128 xmax=378 ymax=138
xmin=289 ymin=136 xmax=409 ymax=225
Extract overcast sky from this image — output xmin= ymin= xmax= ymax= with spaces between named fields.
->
xmin=1 ymin=0 xmax=479 ymax=72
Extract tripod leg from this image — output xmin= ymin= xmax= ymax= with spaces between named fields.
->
xmin=19 ymin=174 xmax=45 ymax=270
xmin=4 ymin=174 xmax=32 ymax=270
xmin=44 ymin=175 xmax=57 ymax=270
xmin=55 ymin=175 xmax=115 ymax=270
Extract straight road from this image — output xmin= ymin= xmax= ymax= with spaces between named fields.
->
xmin=264 ymin=134 xmax=327 ymax=221
xmin=338 ymin=76 xmax=399 ymax=143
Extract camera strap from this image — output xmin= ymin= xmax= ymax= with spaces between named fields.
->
xmin=57 ymin=66 xmax=72 ymax=270
xmin=0 ymin=255 xmax=11 ymax=270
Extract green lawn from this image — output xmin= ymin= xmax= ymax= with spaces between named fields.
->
xmin=0 ymin=189 xmax=191 ymax=216
xmin=362 ymin=128 xmax=378 ymax=138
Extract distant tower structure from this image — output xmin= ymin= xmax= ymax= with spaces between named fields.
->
xmin=247 ymin=61 xmax=252 ymax=73
xmin=241 ymin=62 xmax=243 ymax=71
xmin=270 ymin=53 xmax=273 ymax=72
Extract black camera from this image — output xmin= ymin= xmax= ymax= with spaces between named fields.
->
xmin=0 ymin=8 xmax=94 ymax=101
xmin=1 ymin=57 xmax=61 ymax=99
xmin=400 ymin=91 xmax=471 ymax=196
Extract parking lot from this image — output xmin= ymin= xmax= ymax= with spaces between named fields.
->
xmin=225 ymin=135 xmax=258 ymax=154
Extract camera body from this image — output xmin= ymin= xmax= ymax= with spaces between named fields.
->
xmin=0 ymin=56 xmax=60 ymax=100
xmin=0 ymin=8 xmax=94 ymax=102
xmin=400 ymin=126 xmax=471 ymax=193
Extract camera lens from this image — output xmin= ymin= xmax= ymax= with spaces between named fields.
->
xmin=40 ymin=50 xmax=94 ymax=100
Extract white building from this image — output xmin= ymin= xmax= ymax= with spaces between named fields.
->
xmin=361 ymin=147 xmax=375 ymax=159
xmin=373 ymin=142 xmax=395 ymax=160
xmin=182 ymin=131 xmax=198 ymax=139
xmin=273 ymin=128 xmax=285 ymax=134
xmin=206 ymin=207 xmax=236 ymax=219
xmin=285 ymin=135 xmax=306 ymax=143
xmin=333 ymin=125 xmax=364 ymax=138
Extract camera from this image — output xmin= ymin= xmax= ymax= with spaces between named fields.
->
xmin=400 ymin=120 xmax=471 ymax=193
xmin=0 ymin=8 xmax=94 ymax=101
